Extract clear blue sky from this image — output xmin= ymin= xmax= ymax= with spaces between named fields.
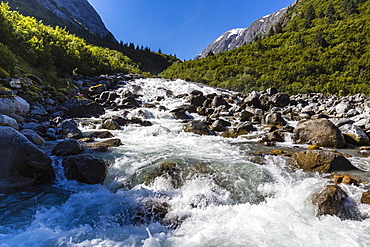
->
xmin=87 ymin=0 xmax=294 ymax=60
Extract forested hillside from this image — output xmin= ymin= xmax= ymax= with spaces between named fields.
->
xmin=161 ymin=0 xmax=370 ymax=96
xmin=4 ymin=0 xmax=178 ymax=75
xmin=0 ymin=2 xmax=141 ymax=84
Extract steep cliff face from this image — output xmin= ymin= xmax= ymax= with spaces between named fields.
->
xmin=195 ymin=3 xmax=295 ymax=60
xmin=35 ymin=0 xmax=112 ymax=38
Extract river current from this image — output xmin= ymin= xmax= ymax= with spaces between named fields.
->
xmin=1 ymin=78 xmax=370 ymax=247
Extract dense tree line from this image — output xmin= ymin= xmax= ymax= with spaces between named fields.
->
xmin=161 ymin=0 xmax=370 ymax=96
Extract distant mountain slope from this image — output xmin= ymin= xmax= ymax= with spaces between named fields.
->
xmin=161 ymin=0 xmax=370 ymax=96
xmin=5 ymin=0 xmax=178 ymax=74
xmin=195 ymin=2 xmax=298 ymax=59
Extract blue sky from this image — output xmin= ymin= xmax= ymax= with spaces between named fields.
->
xmin=87 ymin=0 xmax=294 ymax=60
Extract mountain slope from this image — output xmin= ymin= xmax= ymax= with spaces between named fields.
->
xmin=195 ymin=4 xmax=292 ymax=59
xmin=161 ymin=0 xmax=370 ymax=96
xmin=5 ymin=0 xmax=178 ymax=74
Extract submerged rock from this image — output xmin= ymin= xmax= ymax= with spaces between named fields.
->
xmin=292 ymin=118 xmax=346 ymax=148
xmin=290 ymin=150 xmax=357 ymax=172
xmin=0 ymin=126 xmax=54 ymax=189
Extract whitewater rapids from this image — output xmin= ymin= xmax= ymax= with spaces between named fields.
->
xmin=1 ymin=78 xmax=370 ymax=247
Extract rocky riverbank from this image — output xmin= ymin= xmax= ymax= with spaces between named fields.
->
xmin=1 ymin=74 xmax=370 ymax=221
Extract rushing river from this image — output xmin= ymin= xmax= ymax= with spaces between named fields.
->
xmin=1 ymin=78 xmax=370 ymax=247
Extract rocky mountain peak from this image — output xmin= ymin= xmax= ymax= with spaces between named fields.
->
xmin=195 ymin=2 xmax=298 ymax=60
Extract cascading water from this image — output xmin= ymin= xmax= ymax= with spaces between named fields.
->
xmin=1 ymin=78 xmax=370 ymax=247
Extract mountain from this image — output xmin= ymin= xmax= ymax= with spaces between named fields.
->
xmin=5 ymin=0 xmax=178 ymax=74
xmin=6 ymin=0 xmax=115 ymax=43
xmin=195 ymin=1 xmax=298 ymax=59
xmin=161 ymin=0 xmax=370 ymax=96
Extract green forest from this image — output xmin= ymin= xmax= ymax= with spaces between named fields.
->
xmin=161 ymin=0 xmax=370 ymax=96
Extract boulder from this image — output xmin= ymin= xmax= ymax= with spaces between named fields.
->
xmin=58 ymin=119 xmax=84 ymax=139
xmin=171 ymin=108 xmax=192 ymax=120
xmin=339 ymin=124 xmax=369 ymax=146
xmin=183 ymin=120 xmax=211 ymax=135
xmin=20 ymin=129 xmax=45 ymax=145
xmin=0 ymin=96 xmax=30 ymax=117
xmin=101 ymin=119 xmax=121 ymax=130
xmin=292 ymin=118 xmax=346 ymax=148
xmin=270 ymin=93 xmax=290 ymax=107
xmin=265 ymin=112 xmax=286 ymax=126
xmin=0 ymin=114 xmax=19 ymax=130
xmin=68 ymin=102 xmax=105 ymax=118
xmin=62 ymin=154 xmax=108 ymax=184
xmin=211 ymin=95 xmax=230 ymax=109
xmin=290 ymin=150 xmax=357 ymax=172
xmin=312 ymin=185 xmax=348 ymax=216
xmin=209 ymin=120 xmax=226 ymax=132
xmin=86 ymin=138 xmax=122 ymax=152
xmin=0 ymin=126 xmax=54 ymax=189
xmin=52 ymin=139 xmax=84 ymax=156
xmin=88 ymin=131 xmax=114 ymax=139
xmin=361 ymin=191 xmax=370 ymax=205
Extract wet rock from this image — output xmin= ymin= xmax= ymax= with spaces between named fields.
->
xmin=0 ymin=114 xmax=19 ymax=130
xmin=0 ymin=126 xmax=54 ymax=189
xmin=183 ymin=120 xmax=211 ymax=135
xmin=265 ymin=112 xmax=286 ymax=126
xmin=86 ymin=138 xmax=122 ymax=152
xmin=292 ymin=118 xmax=346 ymax=148
xmin=0 ymin=96 xmax=30 ymax=117
xmin=88 ymin=131 xmax=114 ymax=139
xmin=52 ymin=139 xmax=84 ymax=156
xmin=361 ymin=191 xmax=370 ymax=205
xmin=262 ymin=131 xmax=284 ymax=142
xmin=63 ymin=154 xmax=108 ymax=184
xmin=313 ymin=185 xmax=348 ymax=216
xmin=20 ymin=129 xmax=45 ymax=145
xmin=101 ymin=119 xmax=121 ymax=130
xmin=209 ymin=120 xmax=226 ymax=132
xmin=332 ymin=174 xmax=361 ymax=186
xmin=171 ymin=108 xmax=192 ymax=120
xmin=58 ymin=119 xmax=84 ymax=139
xmin=221 ymin=122 xmax=255 ymax=138
xmin=190 ymin=91 xmax=206 ymax=107
xmin=290 ymin=150 xmax=357 ymax=172
xmin=234 ymin=110 xmax=253 ymax=122
xmin=211 ymin=95 xmax=230 ymax=109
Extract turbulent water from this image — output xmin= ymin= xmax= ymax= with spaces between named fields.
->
xmin=1 ymin=78 xmax=370 ymax=247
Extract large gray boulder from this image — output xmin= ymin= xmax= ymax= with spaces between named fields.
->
xmin=292 ymin=118 xmax=346 ymax=148
xmin=0 ymin=127 xmax=54 ymax=189
xmin=183 ymin=120 xmax=211 ymax=135
xmin=0 ymin=96 xmax=30 ymax=117
xmin=339 ymin=124 xmax=369 ymax=146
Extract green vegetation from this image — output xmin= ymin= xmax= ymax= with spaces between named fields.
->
xmin=0 ymin=2 xmax=142 ymax=81
xmin=161 ymin=0 xmax=370 ymax=96
xmin=5 ymin=0 xmax=179 ymax=75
